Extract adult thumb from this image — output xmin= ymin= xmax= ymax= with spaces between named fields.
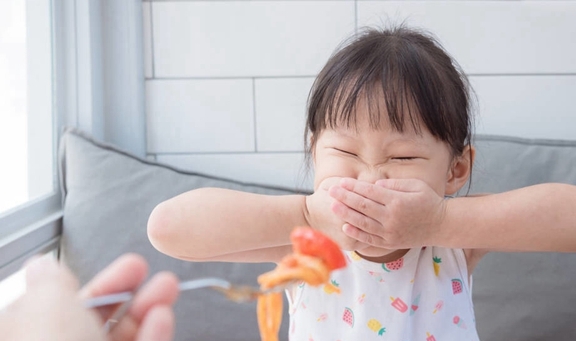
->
xmin=136 ymin=306 xmax=175 ymax=341
xmin=25 ymin=255 xmax=79 ymax=291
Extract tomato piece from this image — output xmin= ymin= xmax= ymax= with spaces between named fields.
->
xmin=290 ymin=226 xmax=346 ymax=270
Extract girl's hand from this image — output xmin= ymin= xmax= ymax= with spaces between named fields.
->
xmin=328 ymin=178 xmax=447 ymax=249
xmin=305 ymin=177 xmax=370 ymax=251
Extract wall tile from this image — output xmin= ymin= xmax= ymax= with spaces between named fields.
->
xmin=142 ymin=2 xmax=153 ymax=78
xmin=146 ymin=79 xmax=255 ymax=153
xmin=471 ymin=75 xmax=576 ymax=140
xmin=358 ymin=1 xmax=576 ymax=74
xmin=157 ymin=152 xmax=313 ymax=191
xmin=152 ymin=1 xmax=355 ymax=77
xmin=255 ymin=77 xmax=314 ymax=152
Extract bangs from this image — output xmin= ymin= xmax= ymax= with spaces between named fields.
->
xmin=314 ymin=64 xmax=423 ymax=135
xmin=306 ymin=26 xmax=472 ymax=155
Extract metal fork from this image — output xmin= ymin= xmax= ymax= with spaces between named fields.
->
xmin=84 ymin=277 xmax=280 ymax=333
xmin=84 ymin=277 xmax=272 ymax=310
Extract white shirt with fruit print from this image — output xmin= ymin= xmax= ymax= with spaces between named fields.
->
xmin=286 ymin=246 xmax=480 ymax=341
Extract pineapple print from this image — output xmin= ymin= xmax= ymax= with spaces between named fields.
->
xmin=433 ymin=256 xmax=442 ymax=276
xmin=323 ymin=280 xmax=341 ymax=294
xmin=349 ymin=251 xmax=362 ymax=261
xmin=367 ymin=319 xmax=386 ymax=336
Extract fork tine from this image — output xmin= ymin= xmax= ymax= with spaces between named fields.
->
xmin=212 ymin=285 xmax=262 ymax=303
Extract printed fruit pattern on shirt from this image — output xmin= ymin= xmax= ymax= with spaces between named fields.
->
xmin=287 ymin=246 xmax=480 ymax=341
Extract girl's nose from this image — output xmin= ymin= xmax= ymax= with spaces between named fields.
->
xmin=357 ymin=167 xmax=388 ymax=184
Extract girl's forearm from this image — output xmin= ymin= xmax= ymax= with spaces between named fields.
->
xmin=147 ymin=188 xmax=309 ymax=261
xmin=439 ymin=183 xmax=576 ymax=252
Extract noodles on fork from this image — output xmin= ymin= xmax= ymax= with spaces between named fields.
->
xmin=255 ymin=226 xmax=347 ymax=341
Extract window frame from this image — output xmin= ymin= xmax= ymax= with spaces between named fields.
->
xmin=0 ymin=0 xmax=146 ymax=281
xmin=0 ymin=0 xmax=63 ymax=281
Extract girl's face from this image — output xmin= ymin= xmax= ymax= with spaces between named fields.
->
xmin=313 ymin=114 xmax=461 ymax=197
xmin=312 ymin=106 xmax=472 ymax=259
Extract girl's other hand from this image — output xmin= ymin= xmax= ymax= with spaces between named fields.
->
xmin=305 ymin=177 xmax=371 ymax=251
xmin=328 ymin=178 xmax=446 ymax=249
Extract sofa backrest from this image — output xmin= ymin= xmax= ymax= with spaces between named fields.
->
xmin=59 ymin=129 xmax=576 ymax=340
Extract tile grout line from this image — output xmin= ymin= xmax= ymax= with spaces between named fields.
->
xmin=252 ymin=78 xmax=258 ymax=153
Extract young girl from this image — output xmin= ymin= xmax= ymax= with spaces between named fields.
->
xmin=147 ymin=26 xmax=576 ymax=340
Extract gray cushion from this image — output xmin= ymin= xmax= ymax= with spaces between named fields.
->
xmin=59 ymin=129 xmax=576 ymax=340
xmin=58 ymin=127 xmax=304 ymax=341
xmin=469 ymin=135 xmax=576 ymax=340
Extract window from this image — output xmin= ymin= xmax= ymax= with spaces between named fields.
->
xmin=0 ymin=0 xmax=145 ymax=308
xmin=0 ymin=0 xmax=59 ymax=306
xmin=0 ymin=0 xmax=54 ymax=214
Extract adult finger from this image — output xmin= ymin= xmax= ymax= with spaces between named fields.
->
xmin=79 ymin=253 xmax=148 ymax=321
xmin=108 ymin=272 xmax=179 ymax=341
xmin=128 ymin=271 xmax=179 ymax=324
xmin=80 ymin=253 xmax=148 ymax=298
xmin=135 ymin=306 xmax=175 ymax=341
xmin=25 ymin=255 xmax=79 ymax=291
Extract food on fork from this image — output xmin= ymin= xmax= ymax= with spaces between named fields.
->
xmin=256 ymin=226 xmax=346 ymax=341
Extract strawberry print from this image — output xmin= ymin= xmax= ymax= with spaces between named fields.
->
xmin=323 ymin=279 xmax=341 ymax=294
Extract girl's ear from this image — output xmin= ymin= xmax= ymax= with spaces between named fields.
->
xmin=446 ymin=145 xmax=476 ymax=195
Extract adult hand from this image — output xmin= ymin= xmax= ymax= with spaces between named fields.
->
xmin=1 ymin=253 xmax=179 ymax=341
xmin=328 ymin=178 xmax=447 ymax=249
xmin=305 ymin=177 xmax=371 ymax=251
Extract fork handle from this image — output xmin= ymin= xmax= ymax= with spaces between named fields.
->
xmin=83 ymin=277 xmax=232 ymax=309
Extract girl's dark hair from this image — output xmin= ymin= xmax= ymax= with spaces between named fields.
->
xmin=305 ymin=26 xmax=474 ymax=159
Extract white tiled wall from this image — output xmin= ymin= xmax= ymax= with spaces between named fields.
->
xmin=143 ymin=0 xmax=576 ymax=190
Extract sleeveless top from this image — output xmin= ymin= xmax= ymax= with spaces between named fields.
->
xmin=286 ymin=247 xmax=480 ymax=341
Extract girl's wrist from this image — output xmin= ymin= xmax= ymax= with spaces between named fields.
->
xmin=432 ymin=197 xmax=456 ymax=248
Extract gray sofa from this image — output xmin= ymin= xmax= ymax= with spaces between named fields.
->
xmin=58 ymin=128 xmax=576 ymax=340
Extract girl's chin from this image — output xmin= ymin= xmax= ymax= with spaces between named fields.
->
xmin=354 ymin=247 xmax=409 ymax=263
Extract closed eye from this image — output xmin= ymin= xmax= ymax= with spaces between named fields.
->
xmin=392 ymin=157 xmax=417 ymax=161
xmin=333 ymin=148 xmax=357 ymax=156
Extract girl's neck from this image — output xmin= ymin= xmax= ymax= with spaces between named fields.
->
xmin=356 ymin=248 xmax=410 ymax=264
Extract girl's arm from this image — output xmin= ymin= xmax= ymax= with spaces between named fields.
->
xmin=147 ymin=188 xmax=308 ymax=263
xmin=440 ymin=183 xmax=576 ymax=252
xmin=328 ymin=178 xmax=576 ymax=252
